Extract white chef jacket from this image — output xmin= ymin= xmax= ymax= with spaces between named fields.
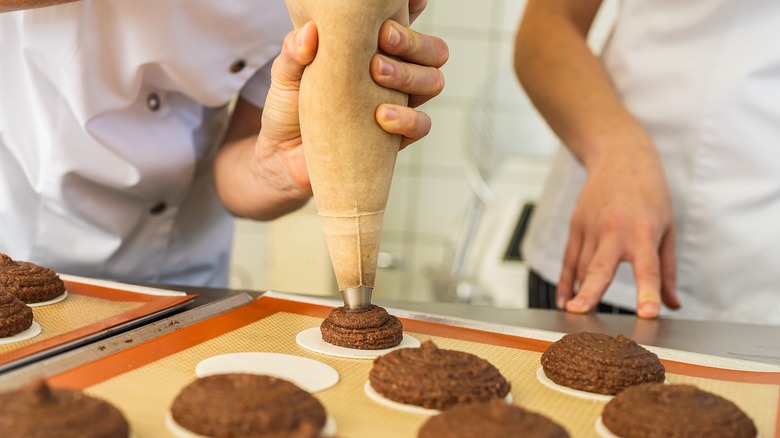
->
xmin=0 ymin=0 xmax=291 ymax=286
xmin=522 ymin=0 xmax=780 ymax=325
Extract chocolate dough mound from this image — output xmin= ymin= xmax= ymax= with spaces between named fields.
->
xmin=541 ymin=332 xmax=665 ymax=395
xmin=0 ymin=380 xmax=129 ymax=438
xmin=171 ymin=373 xmax=327 ymax=438
xmin=369 ymin=340 xmax=511 ymax=410
xmin=0 ymin=253 xmax=66 ymax=304
xmin=602 ymin=383 xmax=757 ymax=438
xmin=0 ymin=291 xmax=33 ymax=338
xmin=418 ymin=398 xmax=569 ymax=438
xmin=320 ymin=304 xmax=403 ymax=350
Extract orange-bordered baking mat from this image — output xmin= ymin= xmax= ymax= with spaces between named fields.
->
xmin=0 ymin=277 xmax=196 ymax=371
xmin=47 ymin=294 xmax=780 ymax=438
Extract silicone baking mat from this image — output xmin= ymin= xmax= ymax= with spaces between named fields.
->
xmin=47 ymin=293 xmax=779 ymax=438
xmin=0 ymin=276 xmax=196 ymax=371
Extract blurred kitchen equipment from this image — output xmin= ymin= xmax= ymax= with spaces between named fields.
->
xmin=430 ymin=63 xmax=559 ymax=308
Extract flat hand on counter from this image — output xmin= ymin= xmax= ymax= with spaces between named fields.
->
xmin=557 ymin=147 xmax=682 ymax=319
xmin=258 ymin=1 xmax=448 ymax=196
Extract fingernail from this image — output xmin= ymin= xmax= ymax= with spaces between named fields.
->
xmin=556 ymin=297 xmax=566 ymax=309
xmin=639 ymin=302 xmax=660 ymax=317
xmin=382 ymin=107 xmax=398 ymax=120
xmin=567 ymin=298 xmax=588 ymax=312
xmin=378 ymin=58 xmax=394 ymax=76
xmin=387 ymin=26 xmax=401 ymax=47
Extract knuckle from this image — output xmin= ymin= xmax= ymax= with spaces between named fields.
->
xmin=641 ymin=267 xmax=662 ymax=279
xmin=601 ymin=215 xmax=625 ymax=233
xmin=399 ymin=64 xmax=417 ymax=90
xmin=634 ymin=218 xmax=663 ymax=240
xmin=401 ymin=28 xmax=421 ymax=57
xmin=637 ymin=290 xmax=661 ymax=303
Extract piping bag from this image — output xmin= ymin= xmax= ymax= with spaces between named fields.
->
xmin=285 ymin=0 xmax=409 ymax=309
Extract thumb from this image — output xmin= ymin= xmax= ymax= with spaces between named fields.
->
xmin=273 ymin=21 xmax=318 ymax=88
xmin=261 ymin=21 xmax=318 ymax=143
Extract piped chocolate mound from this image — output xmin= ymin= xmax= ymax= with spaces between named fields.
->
xmin=320 ymin=304 xmax=403 ymax=350
xmin=171 ymin=373 xmax=327 ymax=438
xmin=0 ymin=380 xmax=129 ymax=438
xmin=0 ymin=291 xmax=33 ymax=338
xmin=0 ymin=254 xmax=66 ymax=304
xmin=418 ymin=398 xmax=569 ymax=438
xmin=541 ymin=332 xmax=665 ymax=395
xmin=369 ymin=340 xmax=510 ymax=410
xmin=602 ymin=383 xmax=757 ymax=438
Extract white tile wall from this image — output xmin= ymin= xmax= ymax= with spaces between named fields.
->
xmin=418 ymin=105 xmax=471 ymax=170
xmin=383 ymin=169 xmax=411 ymax=236
xmin=436 ymin=35 xmax=493 ymax=101
xmin=229 ymin=219 xmax=270 ymax=290
xmin=430 ymin=0 xmax=494 ymax=31
xmin=500 ymin=0 xmax=528 ymax=33
xmin=230 ymin=0 xmax=619 ymax=305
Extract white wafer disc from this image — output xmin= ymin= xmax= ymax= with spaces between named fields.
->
xmin=28 ymin=291 xmax=68 ymax=307
xmin=0 ymin=321 xmax=42 ymax=345
xmin=195 ymin=352 xmax=339 ymax=393
xmin=536 ymin=367 xmax=614 ymax=402
xmin=296 ymin=327 xmax=420 ymax=359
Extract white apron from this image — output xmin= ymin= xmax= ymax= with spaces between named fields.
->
xmin=523 ymin=0 xmax=780 ymax=324
xmin=0 ymin=0 xmax=291 ymax=286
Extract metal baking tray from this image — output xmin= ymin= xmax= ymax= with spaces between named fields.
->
xmin=0 ymin=275 xmax=197 ymax=374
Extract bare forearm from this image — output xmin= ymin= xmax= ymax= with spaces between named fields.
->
xmin=1 ymin=0 xmax=77 ymax=12
xmin=214 ymin=135 xmax=309 ymax=221
xmin=514 ymin=0 xmax=655 ymax=168
xmin=214 ymin=98 xmax=310 ymax=221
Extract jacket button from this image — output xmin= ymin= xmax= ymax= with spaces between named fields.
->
xmin=147 ymin=92 xmax=161 ymax=111
xmin=149 ymin=202 xmax=167 ymax=215
xmin=230 ymin=59 xmax=246 ymax=73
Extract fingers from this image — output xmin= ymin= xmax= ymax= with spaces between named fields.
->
xmin=566 ymin=239 xmax=620 ymax=314
xmin=373 ymin=21 xmax=447 ymax=108
xmin=659 ymin=228 xmax=681 ymax=309
xmin=557 ymin=231 xmax=582 ymax=309
xmin=370 ymin=54 xmax=445 ymax=107
xmin=375 ymin=104 xmax=431 ymax=149
xmin=565 ymin=230 xmax=677 ymax=318
xmin=379 ymin=20 xmax=448 ymax=68
xmin=632 ymin=244 xmax=663 ymax=318
xmin=575 ymin=237 xmax=596 ymax=291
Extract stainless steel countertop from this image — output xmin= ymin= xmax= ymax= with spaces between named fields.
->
xmin=373 ymin=298 xmax=780 ymax=366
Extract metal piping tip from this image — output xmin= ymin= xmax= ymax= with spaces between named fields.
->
xmin=341 ymin=285 xmax=373 ymax=310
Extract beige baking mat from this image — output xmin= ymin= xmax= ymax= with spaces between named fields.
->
xmin=0 ymin=279 xmax=195 ymax=369
xmin=0 ymin=294 xmax=144 ymax=355
xmin=48 ymin=298 xmax=779 ymax=438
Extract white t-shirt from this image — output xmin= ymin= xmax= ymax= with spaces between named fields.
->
xmin=0 ymin=0 xmax=291 ymax=286
xmin=522 ymin=0 xmax=780 ymax=324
